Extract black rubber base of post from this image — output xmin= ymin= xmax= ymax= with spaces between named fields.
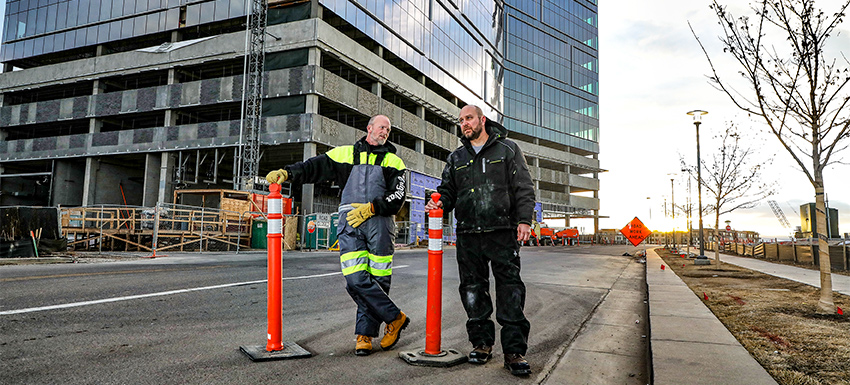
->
xmin=399 ymin=348 xmax=468 ymax=367
xmin=240 ymin=342 xmax=312 ymax=362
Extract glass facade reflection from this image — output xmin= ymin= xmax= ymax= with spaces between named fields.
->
xmin=503 ymin=0 xmax=598 ymax=153
xmin=1 ymin=0 xmax=245 ymax=61
xmin=318 ymin=0 xmax=502 ymax=113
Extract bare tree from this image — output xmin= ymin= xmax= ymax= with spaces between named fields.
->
xmin=694 ymin=0 xmax=850 ymax=312
xmin=681 ymin=122 xmax=776 ymax=230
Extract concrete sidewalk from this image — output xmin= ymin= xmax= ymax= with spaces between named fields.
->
xmin=645 ymin=248 xmax=778 ymax=385
xmin=712 ymin=252 xmax=850 ymax=295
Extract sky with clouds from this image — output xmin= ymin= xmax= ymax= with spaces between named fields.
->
xmin=1 ymin=1 xmax=848 ymax=239
xmin=590 ymin=0 xmax=850 ymax=239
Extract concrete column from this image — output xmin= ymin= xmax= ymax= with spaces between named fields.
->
xmin=142 ymin=153 xmax=162 ymax=206
xmin=0 ymin=93 xmax=6 ymax=107
xmin=371 ymin=46 xmax=384 ymax=96
xmin=158 ymin=153 xmax=175 ymax=204
xmin=593 ymin=170 xmax=599 ymax=236
xmin=310 ymin=0 xmax=323 ymax=18
xmin=170 ymin=31 xmax=182 ymax=42
xmin=308 ymin=46 xmax=321 ymax=66
xmin=305 ymin=94 xmax=320 ymax=115
xmin=532 ymin=157 xmax=540 ymax=192
xmin=415 ymin=139 xmax=424 ymax=154
xmin=90 ymin=80 xmax=105 ymax=133
xmin=301 ymin=143 xmax=317 ymax=216
xmin=82 ymin=158 xmax=100 ymax=206
xmin=0 ymin=164 xmax=4 ymax=206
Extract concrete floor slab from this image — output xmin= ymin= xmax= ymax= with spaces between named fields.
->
xmin=547 ymin=349 xmax=646 ymax=385
xmin=572 ymin=322 xmax=646 ymax=357
xmin=650 ymin=315 xmax=740 ymax=345
xmin=652 ymin=339 xmax=777 ymax=385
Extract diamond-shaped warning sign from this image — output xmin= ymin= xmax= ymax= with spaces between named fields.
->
xmin=620 ymin=217 xmax=651 ymax=246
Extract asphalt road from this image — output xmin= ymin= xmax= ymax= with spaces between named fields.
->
xmin=1 ymin=244 xmax=645 ymax=384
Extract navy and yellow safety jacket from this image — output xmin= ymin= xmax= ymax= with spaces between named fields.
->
xmin=283 ymin=137 xmax=406 ymax=218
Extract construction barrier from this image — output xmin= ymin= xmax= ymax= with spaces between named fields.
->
xmin=400 ymin=193 xmax=467 ymax=367
xmin=240 ymin=183 xmax=311 ymax=362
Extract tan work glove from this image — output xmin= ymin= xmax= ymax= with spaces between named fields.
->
xmin=346 ymin=203 xmax=374 ymax=228
xmin=266 ymin=169 xmax=288 ymax=184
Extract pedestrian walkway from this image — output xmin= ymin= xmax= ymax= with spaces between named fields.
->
xmin=713 ymin=252 xmax=850 ymax=295
xmin=645 ymin=248 xmax=778 ymax=385
xmin=543 ymin=253 xmax=648 ymax=384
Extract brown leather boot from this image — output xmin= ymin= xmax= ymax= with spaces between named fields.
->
xmin=468 ymin=345 xmax=492 ymax=364
xmin=379 ymin=311 xmax=410 ymax=350
xmin=504 ymin=353 xmax=532 ymax=376
xmin=355 ymin=335 xmax=373 ymax=356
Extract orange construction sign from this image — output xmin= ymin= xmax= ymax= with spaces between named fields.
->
xmin=620 ymin=217 xmax=651 ymax=246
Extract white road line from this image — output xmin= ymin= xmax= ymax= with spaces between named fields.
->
xmin=1 ymin=265 xmax=409 ymax=316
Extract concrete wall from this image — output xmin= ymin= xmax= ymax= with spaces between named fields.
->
xmin=52 ymin=160 xmax=85 ymax=206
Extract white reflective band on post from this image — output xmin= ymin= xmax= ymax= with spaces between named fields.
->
xmin=269 ymin=199 xmax=282 ymax=214
xmin=269 ymin=219 xmax=282 ymax=235
xmin=429 ymin=217 xmax=442 ymax=230
xmin=429 ymin=238 xmax=442 ymax=251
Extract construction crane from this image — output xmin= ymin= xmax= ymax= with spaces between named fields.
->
xmin=234 ymin=0 xmax=269 ymax=191
xmin=768 ymin=200 xmax=792 ymax=229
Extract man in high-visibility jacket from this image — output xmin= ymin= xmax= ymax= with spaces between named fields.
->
xmin=265 ymin=114 xmax=409 ymax=356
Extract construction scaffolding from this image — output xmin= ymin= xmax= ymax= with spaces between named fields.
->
xmin=61 ymin=204 xmax=255 ymax=252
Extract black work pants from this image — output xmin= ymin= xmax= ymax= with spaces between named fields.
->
xmin=456 ymin=229 xmax=530 ymax=355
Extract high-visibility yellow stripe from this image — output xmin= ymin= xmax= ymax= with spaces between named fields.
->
xmin=327 ymin=146 xmax=354 ymax=164
xmin=368 ymin=253 xmax=393 ymax=276
xmin=342 ymin=263 xmax=370 ymax=275
xmin=381 ymin=153 xmax=406 ymax=170
xmin=370 ymin=267 xmax=393 ymax=276
xmin=368 ymin=254 xmax=393 ymax=264
xmin=324 ymin=145 xmax=405 ymax=170
xmin=341 ymin=250 xmax=368 ymax=263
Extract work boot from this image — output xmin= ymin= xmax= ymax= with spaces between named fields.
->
xmin=468 ymin=345 xmax=492 ymax=364
xmin=355 ymin=335 xmax=373 ymax=356
xmin=380 ymin=311 xmax=410 ymax=350
xmin=504 ymin=354 xmax=532 ymax=376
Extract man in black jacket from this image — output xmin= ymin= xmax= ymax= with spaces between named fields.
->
xmin=425 ymin=105 xmax=535 ymax=376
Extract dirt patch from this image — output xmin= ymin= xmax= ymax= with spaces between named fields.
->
xmin=657 ymin=248 xmax=850 ymax=385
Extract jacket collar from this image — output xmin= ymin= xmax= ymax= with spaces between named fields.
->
xmin=354 ymin=136 xmax=397 ymax=154
xmin=461 ymin=118 xmax=507 ymax=153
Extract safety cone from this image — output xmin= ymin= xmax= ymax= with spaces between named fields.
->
xmin=241 ymin=183 xmax=311 ymax=362
xmin=400 ymin=193 xmax=467 ymax=367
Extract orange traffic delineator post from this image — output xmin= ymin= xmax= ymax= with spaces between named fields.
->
xmin=400 ymin=193 xmax=467 ymax=367
xmin=240 ymin=183 xmax=312 ymax=362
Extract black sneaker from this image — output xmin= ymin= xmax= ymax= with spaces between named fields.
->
xmin=504 ymin=353 xmax=532 ymax=376
xmin=468 ymin=345 xmax=492 ymax=364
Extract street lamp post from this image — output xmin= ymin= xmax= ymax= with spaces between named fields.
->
xmin=687 ymin=110 xmax=709 ymax=262
xmin=671 ymin=177 xmax=675 ymax=251
xmin=681 ymin=168 xmax=692 ymax=257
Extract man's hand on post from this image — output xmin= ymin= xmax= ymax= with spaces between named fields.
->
xmin=266 ymin=169 xmax=288 ymax=184
xmin=346 ymin=203 xmax=375 ymax=228
xmin=424 ymin=199 xmax=443 ymax=212
xmin=517 ymin=223 xmax=531 ymax=242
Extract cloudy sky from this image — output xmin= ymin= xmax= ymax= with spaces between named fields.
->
xmin=1 ymin=1 xmax=848 ymax=239
xmin=592 ymin=0 xmax=850 ymax=239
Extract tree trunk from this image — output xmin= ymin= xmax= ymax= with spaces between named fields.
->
xmin=814 ymin=183 xmax=834 ymax=312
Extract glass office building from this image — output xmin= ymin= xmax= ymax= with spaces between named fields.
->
xmin=0 ymin=0 xmax=601 ymax=235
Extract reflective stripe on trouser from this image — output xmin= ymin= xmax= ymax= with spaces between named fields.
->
xmin=456 ymin=230 xmax=530 ymax=355
xmin=338 ymin=213 xmax=400 ymax=336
